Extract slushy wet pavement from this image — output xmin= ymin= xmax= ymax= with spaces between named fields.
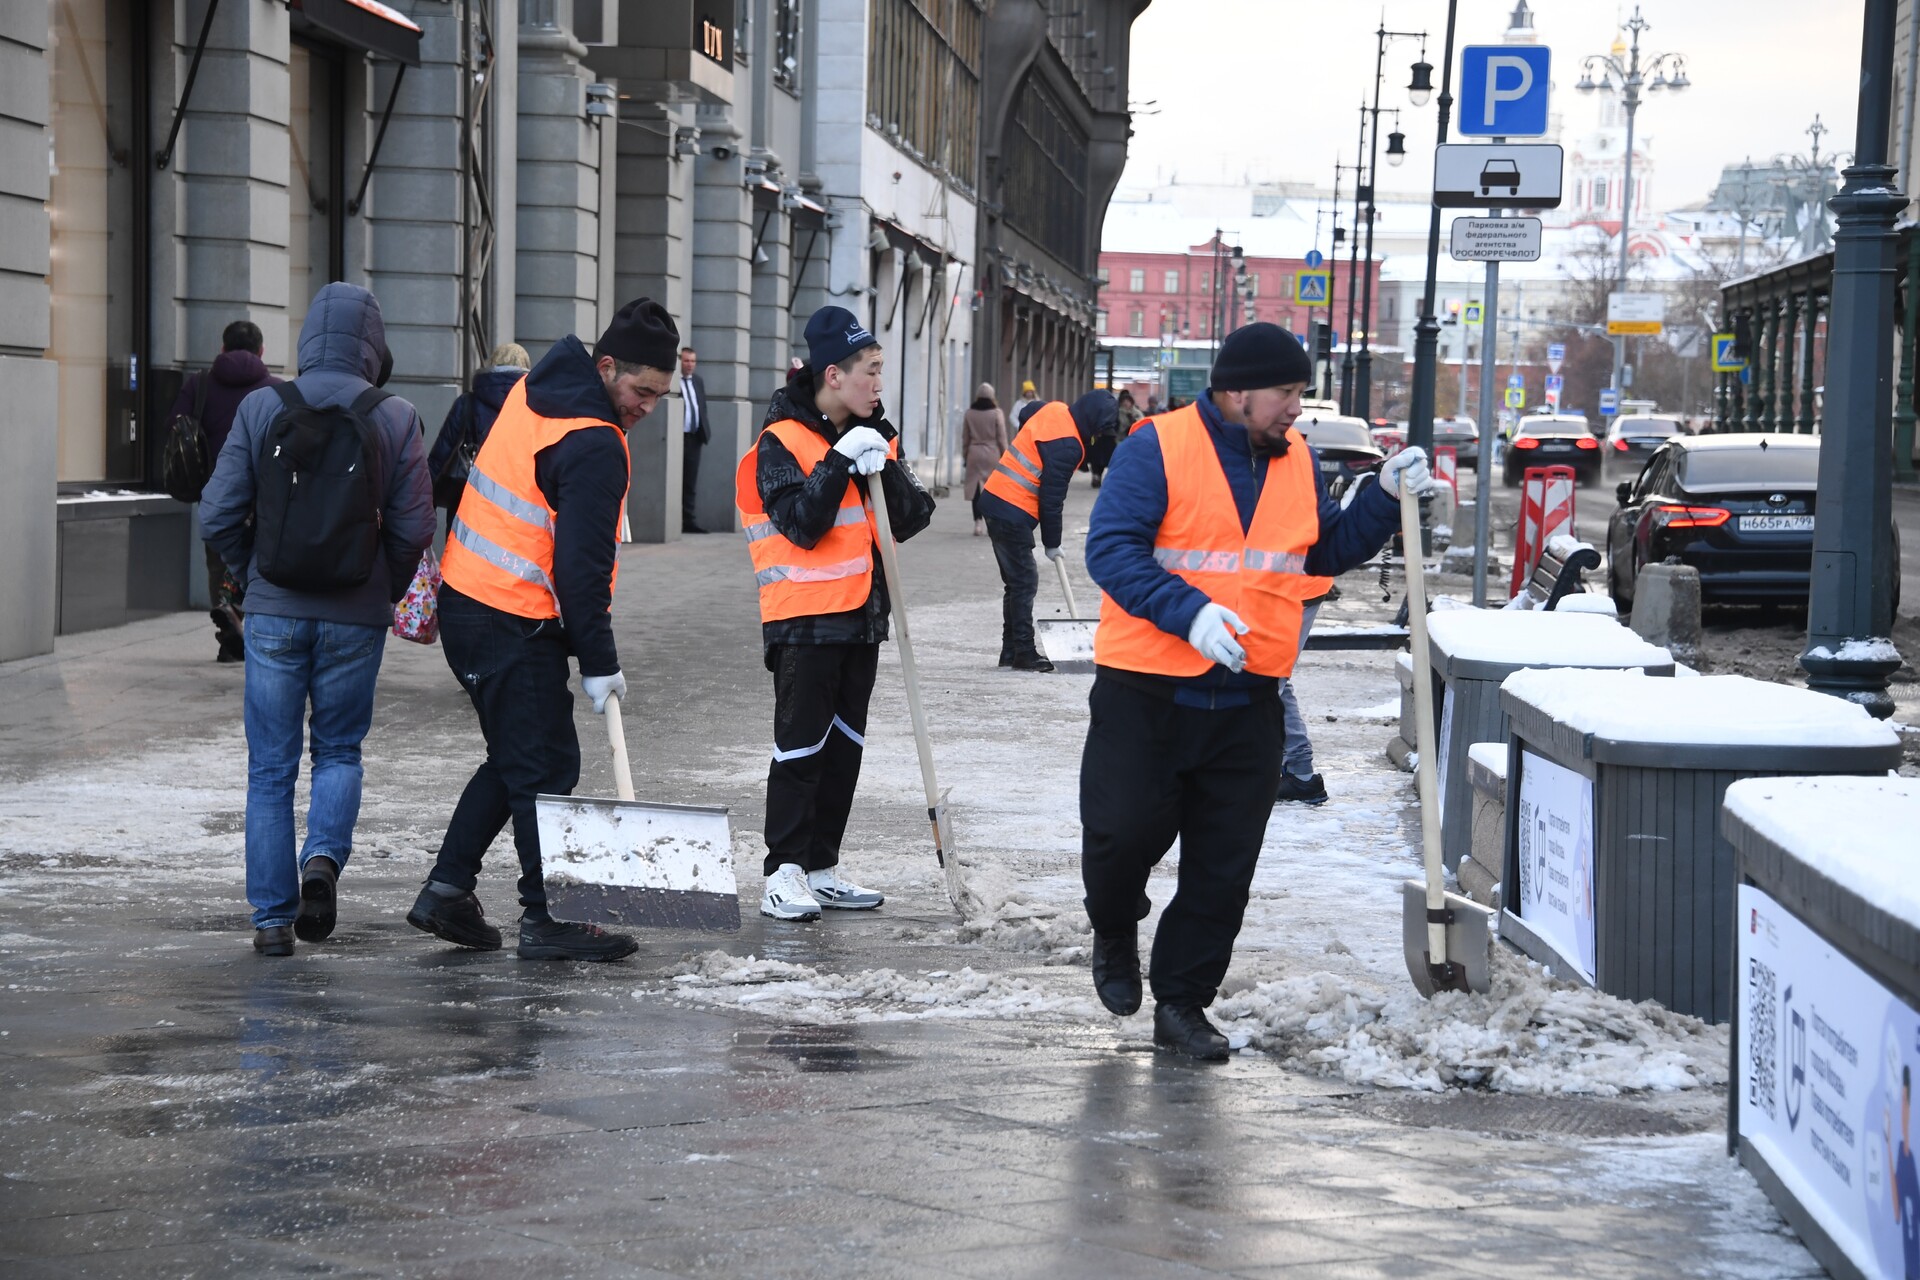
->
xmin=0 ymin=485 xmax=1821 ymax=1277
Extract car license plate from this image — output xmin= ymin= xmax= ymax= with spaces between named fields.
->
xmin=1539 ymin=441 xmax=1571 ymax=450
xmin=1738 ymin=514 xmax=1813 ymax=532
xmin=1318 ymin=460 xmax=1341 ymax=473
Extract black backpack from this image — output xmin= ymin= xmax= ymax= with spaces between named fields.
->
xmin=253 ymin=382 xmax=390 ymax=592
xmin=161 ymin=374 xmax=214 ymax=503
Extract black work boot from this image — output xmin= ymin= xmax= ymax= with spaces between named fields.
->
xmin=1009 ymin=651 xmax=1055 ymax=673
xmin=1153 ymin=1003 xmax=1230 ymax=1062
xmin=1274 ymin=773 xmax=1329 ymax=806
xmin=1090 ymin=930 xmax=1142 ymax=1016
xmin=293 ymin=855 xmax=339 ymax=943
xmin=406 ymin=882 xmax=503 ymax=951
xmin=253 ymin=925 xmax=294 ymax=957
xmin=517 ymin=917 xmax=638 ymax=963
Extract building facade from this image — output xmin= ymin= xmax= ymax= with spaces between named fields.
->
xmin=0 ymin=0 xmax=1150 ymax=662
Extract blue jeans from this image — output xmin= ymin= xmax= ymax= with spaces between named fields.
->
xmin=243 ymin=614 xmax=387 ymax=929
xmin=1278 ymin=600 xmax=1322 ymax=779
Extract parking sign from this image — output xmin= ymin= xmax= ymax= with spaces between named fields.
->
xmin=1458 ymin=46 xmax=1552 ymax=138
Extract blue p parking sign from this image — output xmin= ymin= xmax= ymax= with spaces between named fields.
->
xmin=1458 ymin=46 xmax=1551 ymax=138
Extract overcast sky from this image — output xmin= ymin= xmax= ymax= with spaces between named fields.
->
xmin=1119 ymin=0 xmax=1867 ymax=211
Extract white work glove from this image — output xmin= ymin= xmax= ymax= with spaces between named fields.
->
xmin=1043 ymin=544 xmax=1065 ymax=562
xmin=1186 ymin=602 xmax=1249 ymax=673
xmin=582 ymin=670 xmax=626 ymax=715
xmin=832 ymin=425 xmax=890 ymax=477
xmin=1379 ymin=446 xmax=1438 ymax=499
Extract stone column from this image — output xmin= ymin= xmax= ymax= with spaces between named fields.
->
xmin=515 ymin=8 xmax=601 ymax=360
xmin=1779 ymin=292 xmax=1800 ymax=434
xmin=689 ymin=106 xmax=754 ymax=535
xmin=1800 ymin=289 xmax=1821 ymax=434
xmin=0 ymin=9 xmax=57 ymax=659
xmin=749 ymin=201 xmax=794 ymax=419
xmin=1731 ymin=307 xmax=1749 ymax=428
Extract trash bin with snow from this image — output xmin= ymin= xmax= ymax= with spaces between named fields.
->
xmin=1724 ymin=776 xmax=1920 ymax=1280
xmin=1497 ymin=670 xmax=1904 ymax=1023
xmin=1425 ymin=609 xmax=1674 ymax=872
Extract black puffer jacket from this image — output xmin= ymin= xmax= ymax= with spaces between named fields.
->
xmin=755 ymin=365 xmax=936 ymax=657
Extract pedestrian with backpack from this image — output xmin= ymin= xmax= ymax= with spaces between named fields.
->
xmin=164 ymin=320 xmax=281 ymax=661
xmin=427 ymin=342 xmax=530 ymax=518
xmin=199 ymin=283 xmax=435 ymax=958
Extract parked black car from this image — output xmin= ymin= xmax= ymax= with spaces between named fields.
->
xmin=1604 ymin=434 xmax=1902 ymax=609
xmin=1603 ymin=414 xmax=1683 ymax=475
xmin=1430 ymin=415 xmax=1482 ymax=466
xmin=1503 ymin=413 xmax=1602 ymax=487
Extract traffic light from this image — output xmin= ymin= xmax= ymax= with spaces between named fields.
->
xmin=1313 ymin=321 xmax=1333 ymax=361
xmin=1444 ymin=299 xmax=1462 ymax=326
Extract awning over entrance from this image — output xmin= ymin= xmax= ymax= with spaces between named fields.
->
xmin=291 ymin=0 xmax=422 ymax=66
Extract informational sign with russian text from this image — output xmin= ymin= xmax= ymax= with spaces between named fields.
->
xmin=1739 ymin=884 xmax=1920 ymax=1280
xmin=1514 ymin=749 xmax=1595 ymax=981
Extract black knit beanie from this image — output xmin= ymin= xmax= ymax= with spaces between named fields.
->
xmin=594 ymin=298 xmax=680 ymax=371
xmin=1210 ymin=322 xmax=1313 ymax=391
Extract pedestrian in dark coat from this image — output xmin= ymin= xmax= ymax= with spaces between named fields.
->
xmin=427 ymin=342 xmax=529 ymax=514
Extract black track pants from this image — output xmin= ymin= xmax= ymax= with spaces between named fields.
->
xmin=1079 ymin=674 xmax=1284 ymax=1007
xmin=763 ymin=643 xmax=879 ymax=877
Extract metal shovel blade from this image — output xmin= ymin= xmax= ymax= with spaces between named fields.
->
xmin=536 ymin=794 xmax=740 ymax=931
xmin=1401 ymin=879 xmax=1495 ymax=996
xmin=1036 ymin=619 xmax=1098 ymax=672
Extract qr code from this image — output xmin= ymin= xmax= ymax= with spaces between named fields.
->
xmin=1747 ymin=956 xmax=1778 ymax=1120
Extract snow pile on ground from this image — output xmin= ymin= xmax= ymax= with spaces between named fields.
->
xmin=951 ymin=888 xmax=1091 ymax=963
xmin=662 ymin=949 xmax=1102 ymax=1023
xmin=1214 ymin=949 xmax=1727 ymax=1096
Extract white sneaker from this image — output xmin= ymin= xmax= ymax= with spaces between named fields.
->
xmin=807 ymin=867 xmax=885 ymax=910
xmin=761 ymin=864 xmax=822 ymax=921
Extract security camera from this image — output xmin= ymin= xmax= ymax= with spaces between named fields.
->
xmin=711 ymin=144 xmax=734 ymax=160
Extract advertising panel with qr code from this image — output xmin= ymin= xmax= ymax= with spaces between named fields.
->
xmin=1738 ymin=884 xmax=1920 ymax=1279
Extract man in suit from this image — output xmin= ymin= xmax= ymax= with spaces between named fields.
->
xmin=678 ymin=345 xmax=711 ymax=533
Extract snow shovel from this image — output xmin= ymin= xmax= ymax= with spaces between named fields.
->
xmin=1398 ymin=482 xmax=1494 ymax=997
xmin=863 ymin=484 xmax=981 ymax=917
xmin=536 ymin=694 xmax=740 ymax=931
xmin=1036 ymin=554 xmax=1099 ymax=673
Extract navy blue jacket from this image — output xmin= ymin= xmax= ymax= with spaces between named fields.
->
xmin=428 ymin=367 xmax=526 ymax=509
xmin=1084 ymin=390 xmax=1399 ymax=706
xmin=976 ymin=390 xmax=1116 ymax=550
xmin=200 ymin=283 xmax=434 ymax=630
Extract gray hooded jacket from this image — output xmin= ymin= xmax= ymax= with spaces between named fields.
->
xmin=200 ymin=284 xmax=435 ymax=629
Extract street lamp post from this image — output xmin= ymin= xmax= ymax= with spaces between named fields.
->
xmin=1800 ymin=0 xmax=1907 ymax=717
xmin=1406 ymin=0 xmax=1457 ymax=464
xmin=1354 ymin=22 xmax=1424 ymax=422
xmin=1576 ymin=6 xmax=1689 ymax=397
xmin=1340 ymin=107 xmax=1368 ymax=414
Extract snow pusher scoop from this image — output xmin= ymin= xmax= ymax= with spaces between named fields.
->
xmin=1396 ymin=483 xmax=1493 ymax=997
xmin=536 ymin=694 xmax=740 ymax=930
xmin=864 ymin=485 xmax=984 ymax=918
xmin=1036 ymin=556 xmax=1099 ymax=673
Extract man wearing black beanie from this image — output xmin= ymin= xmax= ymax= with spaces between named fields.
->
xmin=414 ymin=300 xmax=678 ymax=963
xmin=1078 ymin=322 xmax=1436 ymax=1059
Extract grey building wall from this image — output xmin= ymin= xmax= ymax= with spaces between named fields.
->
xmin=516 ymin=13 xmax=600 ymax=360
xmin=0 ymin=9 xmax=57 ymax=661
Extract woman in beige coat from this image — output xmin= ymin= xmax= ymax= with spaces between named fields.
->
xmin=961 ymin=382 xmax=1009 ymax=536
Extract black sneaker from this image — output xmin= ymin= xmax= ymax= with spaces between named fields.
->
xmin=1009 ymin=652 xmax=1055 ymax=673
xmin=406 ymin=883 xmax=503 ymax=951
xmin=518 ymin=918 xmax=638 ymax=963
xmin=1274 ymin=772 xmax=1329 ymax=805
xmin=253 ymin=925 xmax=294 ymax=957
xmin=294 ymin=855 xmax=339 ymax=942
xmin=1153 ymin=1003 xmax=1230 ymax=1062
xmin=1090 ymin=930 xmax=1142 ymax=1016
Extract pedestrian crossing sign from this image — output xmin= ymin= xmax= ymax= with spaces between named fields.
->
xmin=1463 ymin=302 xmax=1484 ymax=326
xmin=1295 ymin=269 xmax=1331 ymax=306
xmin=1712 ymin=332 xmax=1746 ymax=373
xmin=1504 ymin=387 xmax=1525 ymax=409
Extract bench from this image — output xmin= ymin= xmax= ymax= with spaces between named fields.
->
xmin=1512 ymin=533 xmax=1602 ymax=610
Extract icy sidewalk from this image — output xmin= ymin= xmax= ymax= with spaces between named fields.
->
xmin=0 ymin=484 xmax=1818 ymax=1277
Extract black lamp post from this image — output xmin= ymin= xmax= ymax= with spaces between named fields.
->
xmin=1799 ymin=0 xmax=1907 ymax=717
xmin=1354 ymin=23 xmax=1426 ymax=422
xmin=1408 ymin=4 xmax=1460 ymax=460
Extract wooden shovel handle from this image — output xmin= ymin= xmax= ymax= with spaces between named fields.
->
xmin=603 ymin=693 xmax=636 ymax=802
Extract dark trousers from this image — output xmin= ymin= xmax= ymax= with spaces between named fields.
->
xmin=1088 ymin=434 xmax=1118 ymax=478
xmin=1080 ymin=675 xmax=1284 ymax=1006
xmin=430 ymin=586 xmax=581 ymax=919
xmin=986 ymin=518 xmax=1039 ymax=661
xmin=764 ymin=643 xmax=878 ymax=877
xmin=682 ymin=431 xmax=704 ymax=527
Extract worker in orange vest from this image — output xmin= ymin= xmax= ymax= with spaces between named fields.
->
xmin=1080 ymin=322 xmax=1435 ymax=1060
xmin=410 ymin=298 xmax=679 ymax=964
xmin=977 ymin=390 xmax=1117 ymax=671
xmin=736 ymin=306 xmax=935 ymax=923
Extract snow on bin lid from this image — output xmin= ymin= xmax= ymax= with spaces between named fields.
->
xmin=1501 ymin=669 xmax=1903 ymax=750
xmin=1426 ymin=608 xmax=1671 ymax=671
xmin=1725 ymin=776 xmax=1920 ymax=931
xmin=1467 ymin=741 xmax=1508 ymax=779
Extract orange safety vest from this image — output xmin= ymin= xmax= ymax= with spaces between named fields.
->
xmin=441 ymin=379 xmax=629 ymax=619
xmin=734 ymin=419 xmax=897 ymax=623
xmin=982 ymin=400 xmax=1084 ymax=519
xmin=1094 ymin=402 xmax=1323 ymax=679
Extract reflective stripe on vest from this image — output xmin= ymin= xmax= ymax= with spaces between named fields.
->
xmin=1094 ymin=402 xmax=1320 ymax=679
xmin=734 ymin=418 xmax=894 ymax=624
xmin=982 ymin=400 xmax=1082 ymax=519
xmin=440 ymin=377 xmax=629 ymax=620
